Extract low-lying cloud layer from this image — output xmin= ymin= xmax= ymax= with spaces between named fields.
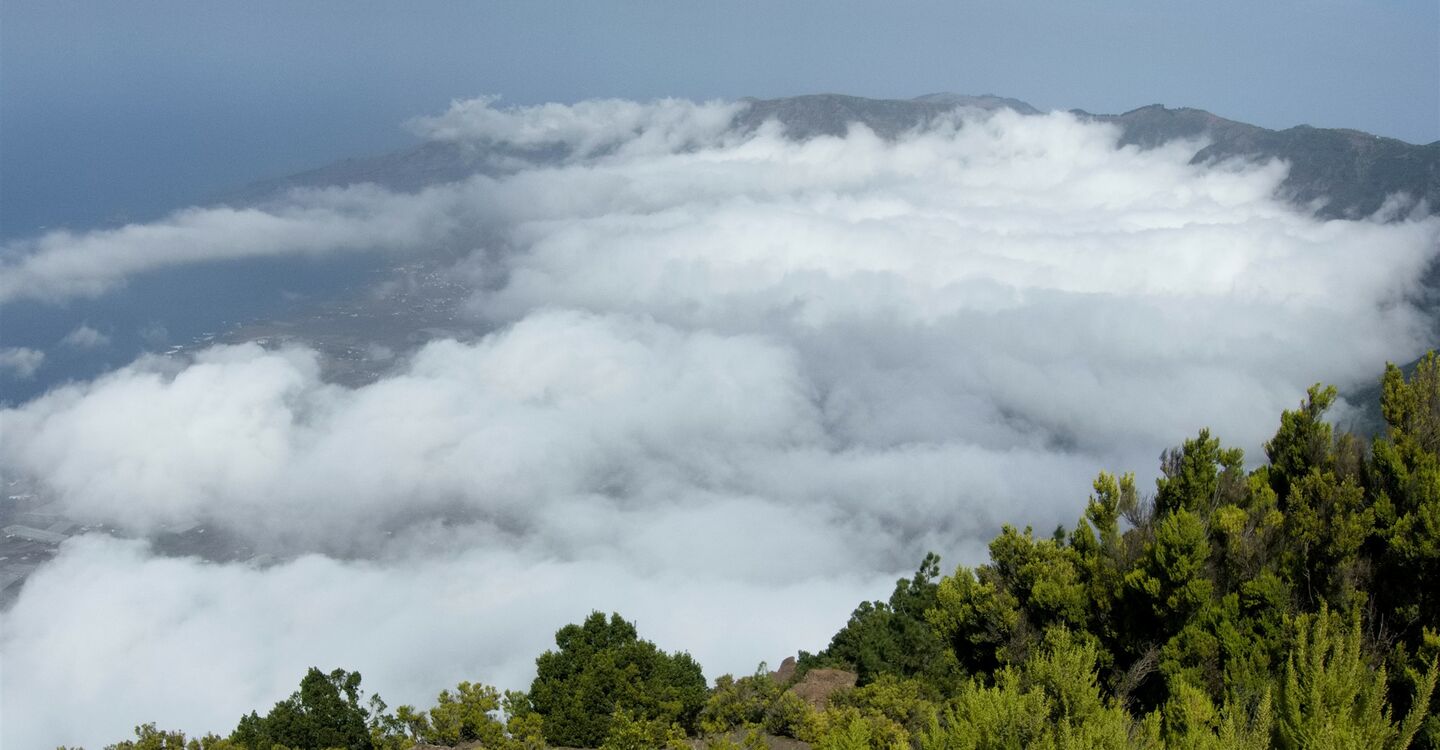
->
xmin=0 ymin=185 xmax=461 ymax=304
xmin=2 ymin=98 xmax=1439 ymax=748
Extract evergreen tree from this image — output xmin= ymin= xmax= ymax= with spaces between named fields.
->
xmin=528 ymin=611 xmax=707 ymax=747
xmin=801 ymin=552 xmax=956 ymax=687
xmin=1277 ymin=606 xmax=1435 ymax=750
xmin=231 ymin=668 xmax=374 ymax=750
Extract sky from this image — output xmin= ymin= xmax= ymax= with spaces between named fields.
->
xmin=2 ymin=0 xmax=1437 ymax=238
xmin=2 ymin=3 xmax=1440 ymax=748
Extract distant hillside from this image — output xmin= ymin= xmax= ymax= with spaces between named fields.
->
xmin=227 ymin=93 xmax=1440 ymax=221
xmin=731 ymin=92 xmax=1039 ymax=139
xmin=1079 ymin=103 xmax=1440 ymax=219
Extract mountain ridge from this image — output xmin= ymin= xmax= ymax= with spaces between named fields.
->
xmin=226 ymin=93 xmax=1439 ymax=221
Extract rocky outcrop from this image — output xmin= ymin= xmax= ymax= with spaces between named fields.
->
xmin=787 ymin=667 xmax=857 ymax=711
xmin=769 ymin=656 xmax=797 ymax=686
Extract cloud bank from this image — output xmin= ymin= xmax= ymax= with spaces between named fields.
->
xmin=2 ymin=99 xmax=1439 ymax=748
xmin=0 ymin=184 xmax=461 ymax=304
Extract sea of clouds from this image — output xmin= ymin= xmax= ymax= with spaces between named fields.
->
xmin=2 ymin=97 xmax=1438 ymax=748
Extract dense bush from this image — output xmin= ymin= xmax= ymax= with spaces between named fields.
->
xmin=231 ymin=668 xmax=375 ymax=750
xmin=700 ymin=666 xmax=810 ymax=738
xmin=525 ymin=611 xmax=708 ymax=748
xmin=798 ymin=553 xmax=957 ymax=690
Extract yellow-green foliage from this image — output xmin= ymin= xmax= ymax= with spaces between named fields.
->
xmin=503 ymin=689 xmax=548 ymax=750
xmin=1125 ymin=508 xmax=1213 ymax=626
xmin=700 ymin=667 xmax=811 ymax=738
xmin=1375 ymin=354 xmax=1440 ymax=638
xmin=424 ymin=681 xmax=509 ymax=747
xmin=104 ymin=724 xmax=238 ymax=750
xmin=597 ymin=709 xmax=688 ymax=750
xmin=1277 ymin=606 xmax=1436 ymax=750
xmin=702 ymin=672 xmax=775 ymax=733
xmin=927 ymin=562 xmax=1023 ymax=675
xmin=1157 ymin=681 xmax=1271 ymax=750
xmin=812 ymin=712 xmax=885 ymax=750
xmin=805 ymin=675 xmax=938 ymax=749
xmin=915 ymin=627 xmax=1277 ymax=750
xmin=921 ymin=627 xmax=1134 ymax=750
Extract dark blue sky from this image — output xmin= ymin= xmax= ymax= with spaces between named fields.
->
xmin=3 ymin=0 xmax=1437 ymax=239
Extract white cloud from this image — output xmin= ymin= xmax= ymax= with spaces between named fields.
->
xmin=2 ymin=100 xmax=1439 ymax=748
xmin=2 ymin=535 xmax=882 ymax=750
xmin=59 ymin=324 xmax=111 ymax=349
xmin=407 ymin=96 xmax=746 ymax=159
xmin=0 ymin=183 xmax=463 ymax=304
xmin=0 ymin=347 xmax=44 ymax=380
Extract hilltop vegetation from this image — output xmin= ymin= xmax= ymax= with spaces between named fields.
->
xmin=90 ymin=354 xmax=1440 ymax=750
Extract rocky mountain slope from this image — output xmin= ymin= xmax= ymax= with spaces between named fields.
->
xmin=1082 ymin=103 xmax=1439 ymax=218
